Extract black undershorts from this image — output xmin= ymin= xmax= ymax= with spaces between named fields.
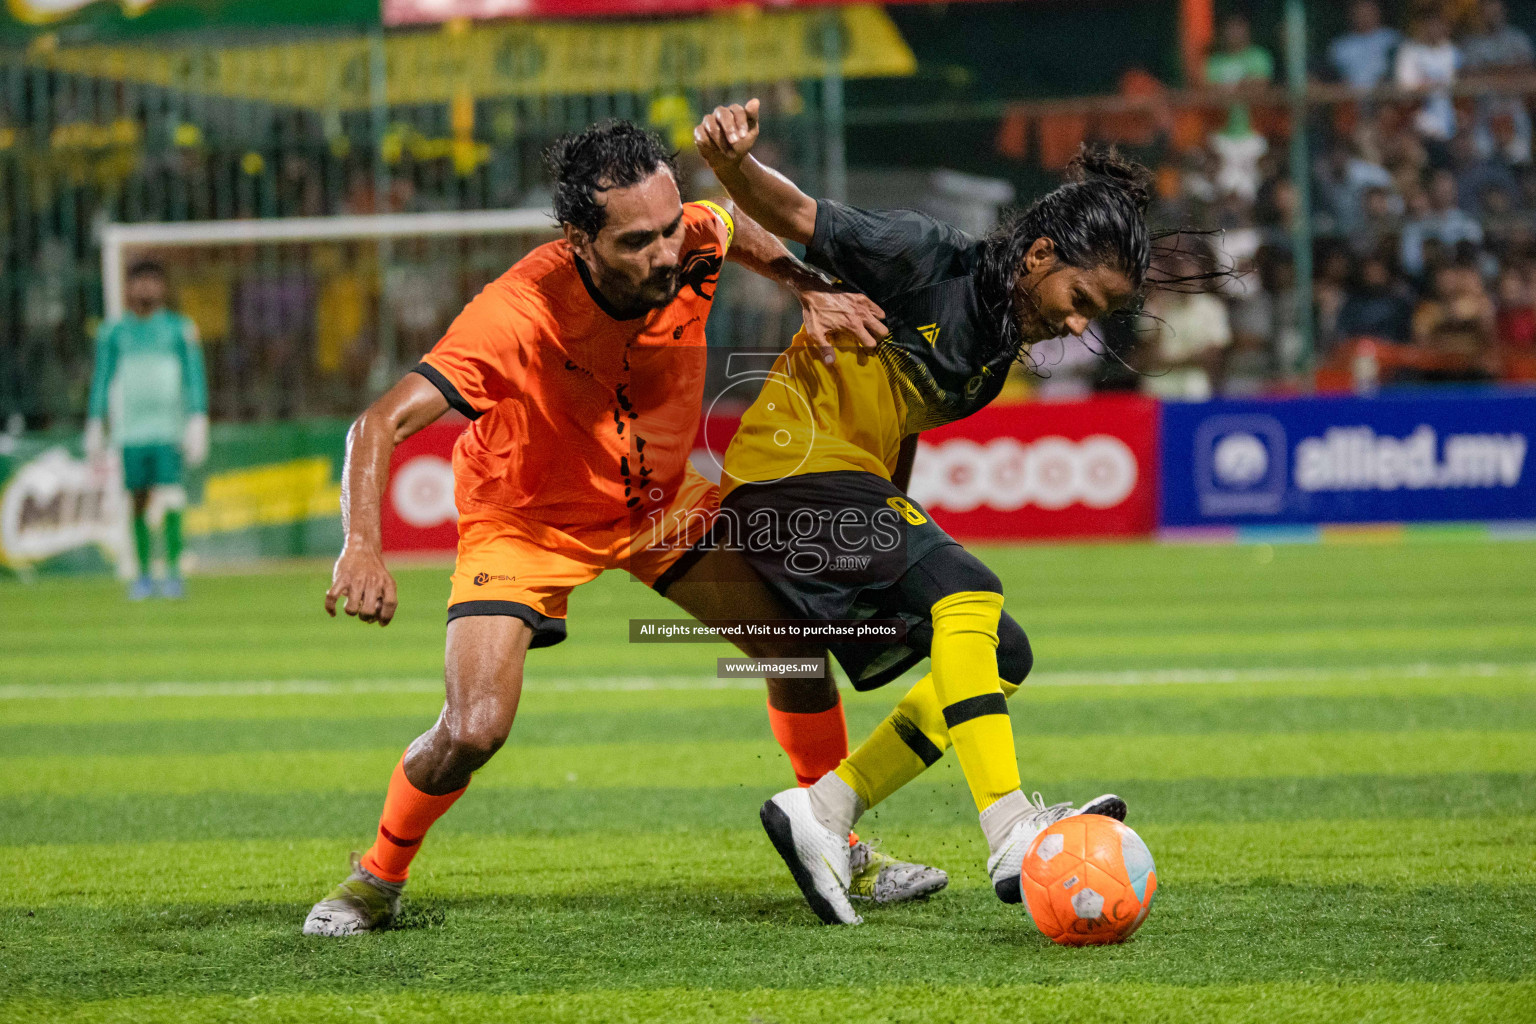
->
xmin=718 ymin=470 xmax=962 ymax=690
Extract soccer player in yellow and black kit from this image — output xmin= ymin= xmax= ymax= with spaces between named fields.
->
xmin=695 ymin=101 xmax=1149 ymax=924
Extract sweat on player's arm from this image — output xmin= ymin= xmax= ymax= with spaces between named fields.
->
xmin=324 ymin=371 xmax=448 ymax=626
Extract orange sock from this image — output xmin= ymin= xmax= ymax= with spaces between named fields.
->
xmin=766 ymin=697 xmax=849 ymax=787
xmin=359 ymin=756 xmax=467 ymax=884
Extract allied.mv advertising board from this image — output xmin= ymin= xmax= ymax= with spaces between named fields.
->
xmin=1160 ymin=391 xmax=1535 ymax=527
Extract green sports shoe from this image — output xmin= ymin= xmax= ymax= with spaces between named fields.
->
xmin=302 ymin=854 xmax=403 ymax=936
xmin=847 ymin=841 xmax=948 ymax=904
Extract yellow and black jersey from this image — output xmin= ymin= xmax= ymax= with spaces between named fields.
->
xmin=721 ymin=200 xmax=1012 ymax=496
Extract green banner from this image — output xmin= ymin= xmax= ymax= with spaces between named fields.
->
xmin=1 ymin=0 xmax=375 ymax=46
xmin=0 ymin=418 xmax=349 ymax=576
xmin=184 ymin=418 xmax=349 ymax=564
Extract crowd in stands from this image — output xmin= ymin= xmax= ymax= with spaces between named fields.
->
xmin=10 ymin=0 xmax=1536 ymax=428
xmin=1054 ymin=0 xmax=1536 ymax=401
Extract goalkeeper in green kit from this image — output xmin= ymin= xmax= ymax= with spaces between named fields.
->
xmin=85 ymin=260 xmax=209 ymax=600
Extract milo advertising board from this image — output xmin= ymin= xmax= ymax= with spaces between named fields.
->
xmin=0 ymin=420 xmax=349 ymax=576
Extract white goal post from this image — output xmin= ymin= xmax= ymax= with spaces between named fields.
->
xmin=100 ymin=208 xmax=558 ymax=320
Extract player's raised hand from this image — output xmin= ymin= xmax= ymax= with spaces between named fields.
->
xmin=325 ymin=544 xmax=399 ymax=626
xmin=798 ymin=287 xmax=888 ymax=365
xmin=694 ymin=98 xmax=761 ymax=170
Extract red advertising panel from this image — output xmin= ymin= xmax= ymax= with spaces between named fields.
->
xmin=379 ymin=399 xmax=1156 ymax=551
xmin=692 ymin=409 xmax=741 ymax=486
xmin=381 ymin=420 xmax=466 ymax=553
xmin=907 ymin=395 xmax=1160 ymax=541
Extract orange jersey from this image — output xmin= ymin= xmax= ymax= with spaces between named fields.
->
xmin=416 ymin=200 xmax=734 ymax=527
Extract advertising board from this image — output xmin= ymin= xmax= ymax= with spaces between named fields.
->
xmin=1160 ymin=391 xmax=1535 ymax=527
xmin=907 ymin=395 xmax=1160 ymax=541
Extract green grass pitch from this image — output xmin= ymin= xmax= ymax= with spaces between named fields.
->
xmin=3 ymin=538 xmax=1535 ymax=1023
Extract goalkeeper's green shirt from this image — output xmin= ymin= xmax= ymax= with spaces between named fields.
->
xmin=87 ymin=309 xmax=208 ymax=447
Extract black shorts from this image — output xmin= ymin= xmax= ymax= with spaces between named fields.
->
xmin=718 ymin=470 xmax=959 ymax=690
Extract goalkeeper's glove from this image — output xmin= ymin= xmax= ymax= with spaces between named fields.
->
xmin=84 ymin=418 xmax=106 ymax=462
xmin=183 ymin=413 xmax=209 ymax=468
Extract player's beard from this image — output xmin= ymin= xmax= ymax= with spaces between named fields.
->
xmin=633 ymin=264 xmax=682 ymax=310
xmin=595 ymin=253 xmax=682 ymax=315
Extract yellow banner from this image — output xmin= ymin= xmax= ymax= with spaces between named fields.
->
xmin=7 ymin=0 xmax=156 ymax=27
xmin=184 ymin=457 xmax=340 ymax=536
xmin=28 ymin=5 xmax=914 ymax=110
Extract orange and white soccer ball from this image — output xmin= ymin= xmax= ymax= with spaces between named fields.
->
xmin=1020 ymin=814 xmax=1157 ymax=946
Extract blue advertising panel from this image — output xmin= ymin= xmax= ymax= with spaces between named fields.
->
xmin=1160 ymin=391 xmax=1536 ymax=526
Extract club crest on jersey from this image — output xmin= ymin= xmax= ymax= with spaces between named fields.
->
xmin=679 ymin=246 xmax=723 ymax=300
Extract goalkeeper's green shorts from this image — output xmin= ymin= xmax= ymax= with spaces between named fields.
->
xmin=121 ymin=442 xmax=182 ymax=492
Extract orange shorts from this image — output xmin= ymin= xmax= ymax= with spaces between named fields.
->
xmin=447 ymin=467 xmax=718 ymax=647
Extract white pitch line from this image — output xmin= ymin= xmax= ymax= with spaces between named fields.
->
xmin=1028 ymin=662 xmax=1536 ymax=687
xmin=0 ymin=676 xmax=748 ymax=700
xmin=0 ymin=662 xmax=1534 ymax=701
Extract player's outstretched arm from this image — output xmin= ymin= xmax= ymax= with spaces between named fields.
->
xmin=695 ymin=99 xmax=817 ymax=245
xmin=325 ymin=373 xmax=448 ymax=626
xmin=723 ymin=203 xmax=887 ymax=363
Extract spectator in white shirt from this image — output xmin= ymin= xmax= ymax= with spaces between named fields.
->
xmin=1140 ymin=254 xmax=1233 ymax=401
xmin=1395 ymin=13 xmax=1461 ymax=142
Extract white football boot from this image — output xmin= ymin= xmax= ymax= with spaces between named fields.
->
xmin=302 ymin=854 xmax=404 ymax=936
xmin=760 ymin=787 xmax=863 ymax=925
xmin=848 ymin=841 xmax=949 ymax=904
xmin=986 ymin=791 xmax=1126 ymax=904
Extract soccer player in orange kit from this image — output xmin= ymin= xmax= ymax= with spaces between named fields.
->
xmin=302 ymin=121 xmax=944 ymax=935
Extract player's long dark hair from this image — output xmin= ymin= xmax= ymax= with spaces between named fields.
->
xmin=978 ymin=145 xmax=1228 ymax=366
xmin=546 ymin=120 xmax=678 ymax=237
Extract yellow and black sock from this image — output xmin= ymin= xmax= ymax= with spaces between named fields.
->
xmin=928 ymin=590 xmax=1020 ymax=812
xmin=834 ymin=671 xmax=948 ymax=808
xmin=836 ymin=590 xmax=1021 ymax=814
